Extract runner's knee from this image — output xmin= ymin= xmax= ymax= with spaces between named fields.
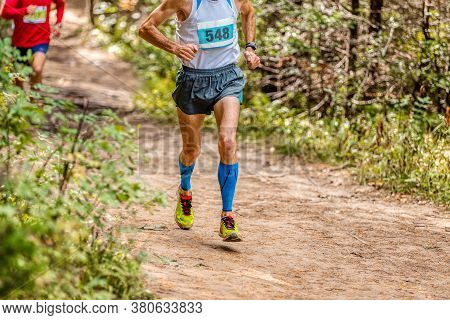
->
xmin=218 ymin=135 xmax=236 ymax=155
xmin=182 ymin=145 xmax=201 ymax=162
xmin=33 ymin=64 xmax=44 ymax=75
xmin=32 ymin=53 xmax=46 ymax=75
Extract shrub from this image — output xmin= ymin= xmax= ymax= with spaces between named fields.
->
xmin=0 ymin=38 xmax=152 ymax=299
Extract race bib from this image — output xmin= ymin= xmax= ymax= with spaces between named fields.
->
xmin=197 ymin=17 xmax=235 ymax=50
xmin=23 ymin=6 xmax=47 ymax=24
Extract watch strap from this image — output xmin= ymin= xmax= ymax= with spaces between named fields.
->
xmin=245 ymin=42 xmax=257 ymax=51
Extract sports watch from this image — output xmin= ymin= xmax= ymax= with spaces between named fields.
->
xmin=245 ymin=42 xmax=257 ymax=51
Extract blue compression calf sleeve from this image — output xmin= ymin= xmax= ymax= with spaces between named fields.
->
xmin=179 ymin=158 xmax=195 ymax=191
xmin=218 ymin=162 xmax=239 ymax=212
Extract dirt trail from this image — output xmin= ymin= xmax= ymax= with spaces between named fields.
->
xmin=46 ymin=4 xmax=449 ymax=299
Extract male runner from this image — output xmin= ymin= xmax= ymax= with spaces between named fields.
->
xmin=139 ymin=0 xmax=260 ymax=241
xmin=2 ymin=0 xmax=65 ymax=87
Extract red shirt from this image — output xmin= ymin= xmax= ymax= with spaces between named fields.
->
xmin=1 ymin=0 xmax=65 ymax=48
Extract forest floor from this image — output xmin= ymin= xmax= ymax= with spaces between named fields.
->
xmin=44 ymin=3 xmax=449 ymax=299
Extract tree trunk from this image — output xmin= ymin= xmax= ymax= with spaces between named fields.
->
xmin=412 ymin=1 xmax=434 ymax=114
xmin=88 ymin=0 xmax=96 ymax=26
xmin=422 ymin=0 xmax=431 ymax=41
xmin=346 ymin=0 xmax=360 ymax=116
xmin=367 ymin=0 xmax=383 ymax=98
xmin=348 ymin=0 xmax=360 ymax=73
xmin=369 ymin=0 xmax=383 ymax=34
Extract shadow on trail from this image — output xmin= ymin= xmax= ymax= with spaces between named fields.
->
xmin=201 ymin=241 xmax=242 ymax=254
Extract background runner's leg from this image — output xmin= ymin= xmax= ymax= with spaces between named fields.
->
xmin=177 ymin=108 xmax=205 ymax=191
xmin=31 ymin=52 xmax=46 ymax=87
xmin=13 ymin=78 xmax=24 ymax=89
xmin=214 ymin=97 xmax=240 ymax=213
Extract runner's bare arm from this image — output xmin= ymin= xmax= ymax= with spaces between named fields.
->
xmin=239 ymin=0 xmax=256 ymax=43
xmin=138 ymin=0 xmax=198 ymax=62
xmin=0 ymin=0 xmax=5 ymax=15
xmin=238 ymin=0 xmax=260 ymax=69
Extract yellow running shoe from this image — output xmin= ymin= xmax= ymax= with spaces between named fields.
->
xmin=219 ymin=215 xmax=242 ymax=242
xmin=175 ymin=189 xmax=194 ymax=230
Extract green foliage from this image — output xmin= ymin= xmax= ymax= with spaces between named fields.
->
xmin=244 ymin=98 xmax=449 ymax=204
xmin=134 ymin=76 xmax=177 ymax=123
xmin=0 ymin=38 xmax=152 ymax=299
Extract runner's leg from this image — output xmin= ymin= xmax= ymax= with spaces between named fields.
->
xmin=174 ymin=108 xmax=205 ymax=230
xmin=214 ymin=96 xmax=240 ymax=214
xmin=215 ymin=96 xmax=242 ymax=241
xmin=30 ymin=52 xmax=46 ymax=87
xmin=177 ymin=108 xmax=205 ymax=192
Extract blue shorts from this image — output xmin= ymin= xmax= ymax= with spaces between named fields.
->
xmin=172 ymin=63 xmax=245 ymax=115
xmin=17 ymin=43 xmax=50 ymax=57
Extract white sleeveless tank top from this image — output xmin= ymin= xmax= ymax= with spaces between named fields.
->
xmin=176 ymin=0 xmax=241 ymax=69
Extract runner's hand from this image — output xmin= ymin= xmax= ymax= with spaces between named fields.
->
xmin=52 ymin=23 xmax=62 ymax=38
xmin=175 ymin=44 xmax=198 ymax=63
xmin=26 ymin=5 xmax=37 ymax=15
xmin=244 ymin=48 xmax=260 ymax=70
